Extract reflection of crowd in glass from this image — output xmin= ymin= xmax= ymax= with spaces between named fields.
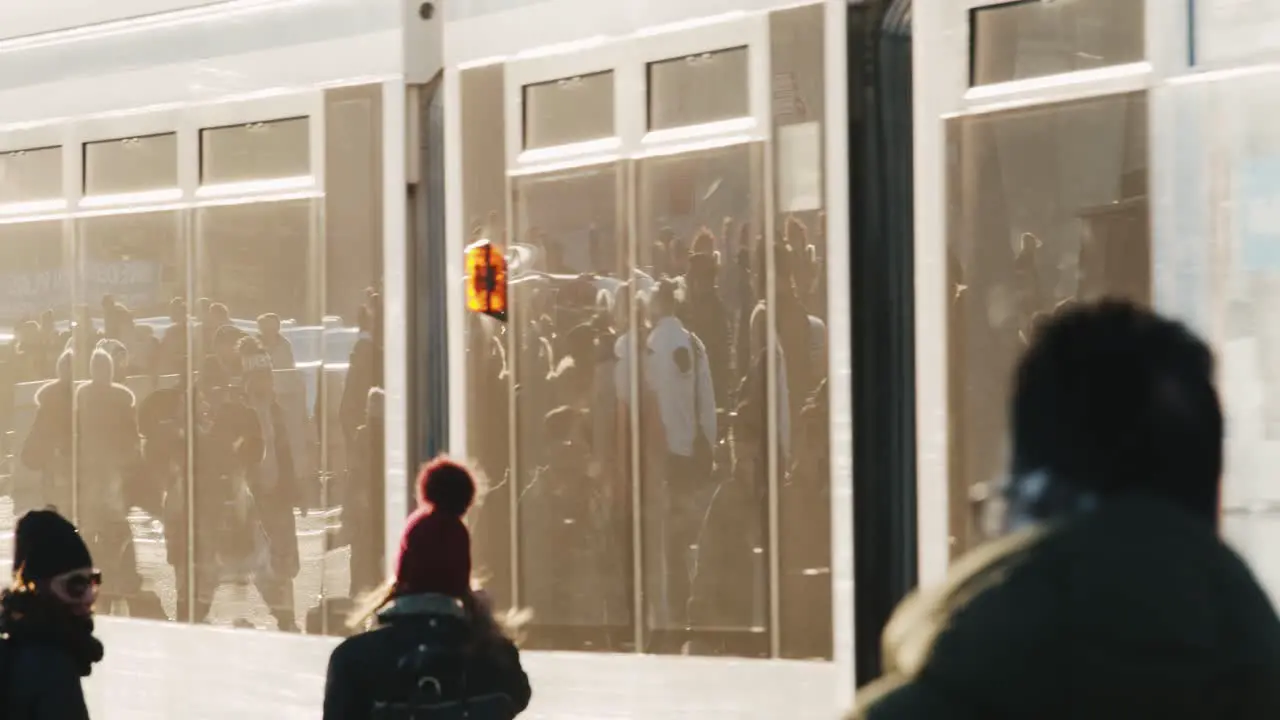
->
xmin=468 ymin=214 xmax=834 ymax=658
xmin=0 ymin=290 xmax=385 ymax=634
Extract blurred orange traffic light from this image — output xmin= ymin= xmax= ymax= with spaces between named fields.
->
xmin=465 ymin=238 xmax=507 ymax=322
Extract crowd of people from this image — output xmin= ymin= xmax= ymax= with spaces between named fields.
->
xmin=5 ymin=299 xmax=1280 ymax=719
xmin=0 ymin=290 xmax=386 ymax=634
xmin=466 ymin=213 xmax=834 ymax=657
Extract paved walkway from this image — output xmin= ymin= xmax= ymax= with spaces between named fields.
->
xmin=0 ymin=494 xmax=354 ymax=632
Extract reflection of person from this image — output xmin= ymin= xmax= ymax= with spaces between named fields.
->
xmin=139 ymin=371 xmax=198 ymax=621
xmin=1013 ymin=232 xmax=1049 ymax=346
xmin=643 ymin=280 xmax=716 ymax=630
xmin=238 ymin=336 xmax=302 ymax=632
xmin=781 ymin=379 xmax=831 ymax=658
xmin=4 ymin=509 xmax=104 ymax=718
xmin=13 ymin=320 xmax=51 ymax=382
xmin=63 ymin=305 xmax=102 ymax=379
xmin=75 ymin=349 xmax=162 ymax=619
xmin=546 ymin=323 xmax=595 ymax=411
xmin=256 ymin=313 xmax=296 ymax=370
xmin=196 ymin=301 xmax=229 ymax=362
xmin=199 ymin=324 xmax=246 ymax=401
xmin=94 ymin=338 xmax=128 ymax=379
xmin=345 ymin=387 xmax=385 ymax=598
xmin=157 ymin=297 xmax=189 ymax=376
xmin=849 ymin=302 xmax=1280 ymax=719
xmin=340 ymin=301 xmax=383 ymax=454
xmin=22 ymin=350 xmax=76 ymax=512
xmin=524 ymin=405 xmax=596 ymax=626
xmin=323 ymin=458 xmax=531 ymax=719
xmin=681 ymin=252 xmax=731 ymax=412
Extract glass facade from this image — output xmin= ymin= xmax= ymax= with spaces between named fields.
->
xmin=945 ymin=92 xmax=1151 ymax=555
xmin=1 ymin=84 xmax=385 ymax=635
xmin=460 ymin=3 xmax=832 ymax=660
xmin=943 ymin=0 xmax=1280 ymax=589
xmin=523 ymin=72 xmax=616 ymax=150
xmin=969 ymin=0 xmax=1144 ymax=86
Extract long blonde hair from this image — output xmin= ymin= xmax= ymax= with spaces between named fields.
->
xmin=346 ymin=578 xmax=531 ymax=645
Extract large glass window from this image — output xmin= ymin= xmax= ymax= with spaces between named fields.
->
xmin=0 ymin=87 xmax=385 ymax=634
xmin=635 ymin=142 xmax=770 ymax=656
xmin=190 ymin=196 xmax=321 ymax=631
xmin=3 ymin=220 xmax=73 ymax=548
xmin=970 ymin=0 xmax=1144 ymax=86
xmin=523 ymin=72 xmax=616 ymax=150
xmin=463 ymin=5 xmax=833 ymax=660
xmin=84 ymin=134 xmax=179 ymax=197
xmin=769 ymin=2 xmax=830 ymax=660
xmin=0 ymin=147 xmax=62 ymax=204
xmin=647 ymin=47 xmax=750 ymax=130
xmin=200 ymin=118 xmax=311 ymax=185
xmin=511 ymin=162 xmax=632 ymax=650
xmin=946 ymin=92 xmax=1150 ymax=556
xmin=71 ymin=208 xmax=185 ymax=621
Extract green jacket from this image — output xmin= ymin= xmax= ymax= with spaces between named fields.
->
xmin=851 ymin=496 xmax=1280 ymax=719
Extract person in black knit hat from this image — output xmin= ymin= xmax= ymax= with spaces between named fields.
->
xmin=849 ymin=300 xmax=1280 ymax=720
xmin=4 ymin=508 xmax=104 ymax=719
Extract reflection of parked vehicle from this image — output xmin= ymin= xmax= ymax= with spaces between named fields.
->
xmin=508 ymin=270 xmax=656 ymax=303
xmin=41 ymin=315 xmax=358 ymax=368
xmin=17 ymin=316 xmax=357 ymax=427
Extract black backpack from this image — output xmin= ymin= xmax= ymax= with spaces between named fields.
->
xmin=371 ymin=638 xmax=516 ymax=720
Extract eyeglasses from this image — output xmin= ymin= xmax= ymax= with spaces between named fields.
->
xmin=54 ymin=570 xmax=102 ymax=600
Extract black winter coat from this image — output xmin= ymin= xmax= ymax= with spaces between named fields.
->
xmin=7 ymin=642 xmax=92 ymax=720
xmin=324 ymin=593 xmax=530 ymax=720
xmin=850 ymin=496 xmax=1280 ymax=720
xmin=2 ymin=594 xmax=103 ymax=720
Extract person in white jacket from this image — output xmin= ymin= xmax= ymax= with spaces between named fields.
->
xmin=642 ymin=279 xmax=716 ymax=631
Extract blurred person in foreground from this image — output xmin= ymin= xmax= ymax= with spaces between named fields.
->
xmin=850 ymin=300 xmax=1280 ymax=719
xmin=323 ymin=457 xmax=530 ymax=720
xmin=4 ymin=509 xmax=104 ymax=719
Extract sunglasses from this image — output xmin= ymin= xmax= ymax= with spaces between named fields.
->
xmin=54 ymin=570 xmax=103 ymax=599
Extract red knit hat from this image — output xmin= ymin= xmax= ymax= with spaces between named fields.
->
xmin=394 ymin=457 xmax=477 ymax=599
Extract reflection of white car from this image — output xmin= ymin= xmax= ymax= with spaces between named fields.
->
xmin=127 ymin=316 xmax=359 ymax=368
xmin=45 ymin=316 xmax=359 ymax=410
xmin=509 ymin=269 xmax=656 ymax=301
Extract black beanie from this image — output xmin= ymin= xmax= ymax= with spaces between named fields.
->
xmin=14 ymin=509 xmax=93 ymax=583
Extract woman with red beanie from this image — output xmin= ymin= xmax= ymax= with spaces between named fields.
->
xmin=323 ymin=457 xmax=531 ymax=720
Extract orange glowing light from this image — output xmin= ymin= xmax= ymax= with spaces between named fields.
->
xmin=465 ymin=239 xmax=507 ymax=322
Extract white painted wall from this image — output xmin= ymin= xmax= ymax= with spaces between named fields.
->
xmin=444 ymin=0 xmax=808 ymax=65
xmin=0 ymin=0 xmax=226 ymax=40
xmin=0 ymin=0 xmax=402 ymax=120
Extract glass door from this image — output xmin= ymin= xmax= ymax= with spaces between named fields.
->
xmin=460 ymin=4 xmax=837 ymax=663
xmin=510 ymin=160 xmax=634 ymax=651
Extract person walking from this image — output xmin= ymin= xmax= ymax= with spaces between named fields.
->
xmin=3 ymin=509 xmax=105 ymax=719
xmin=323 ymin=457 xmax=531 ymax=719
xmin=849 ymin=300 xmax=1280 ymax=719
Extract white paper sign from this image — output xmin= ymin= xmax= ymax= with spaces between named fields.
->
xmin=777 ymin=121 xmax=822 ymax=213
